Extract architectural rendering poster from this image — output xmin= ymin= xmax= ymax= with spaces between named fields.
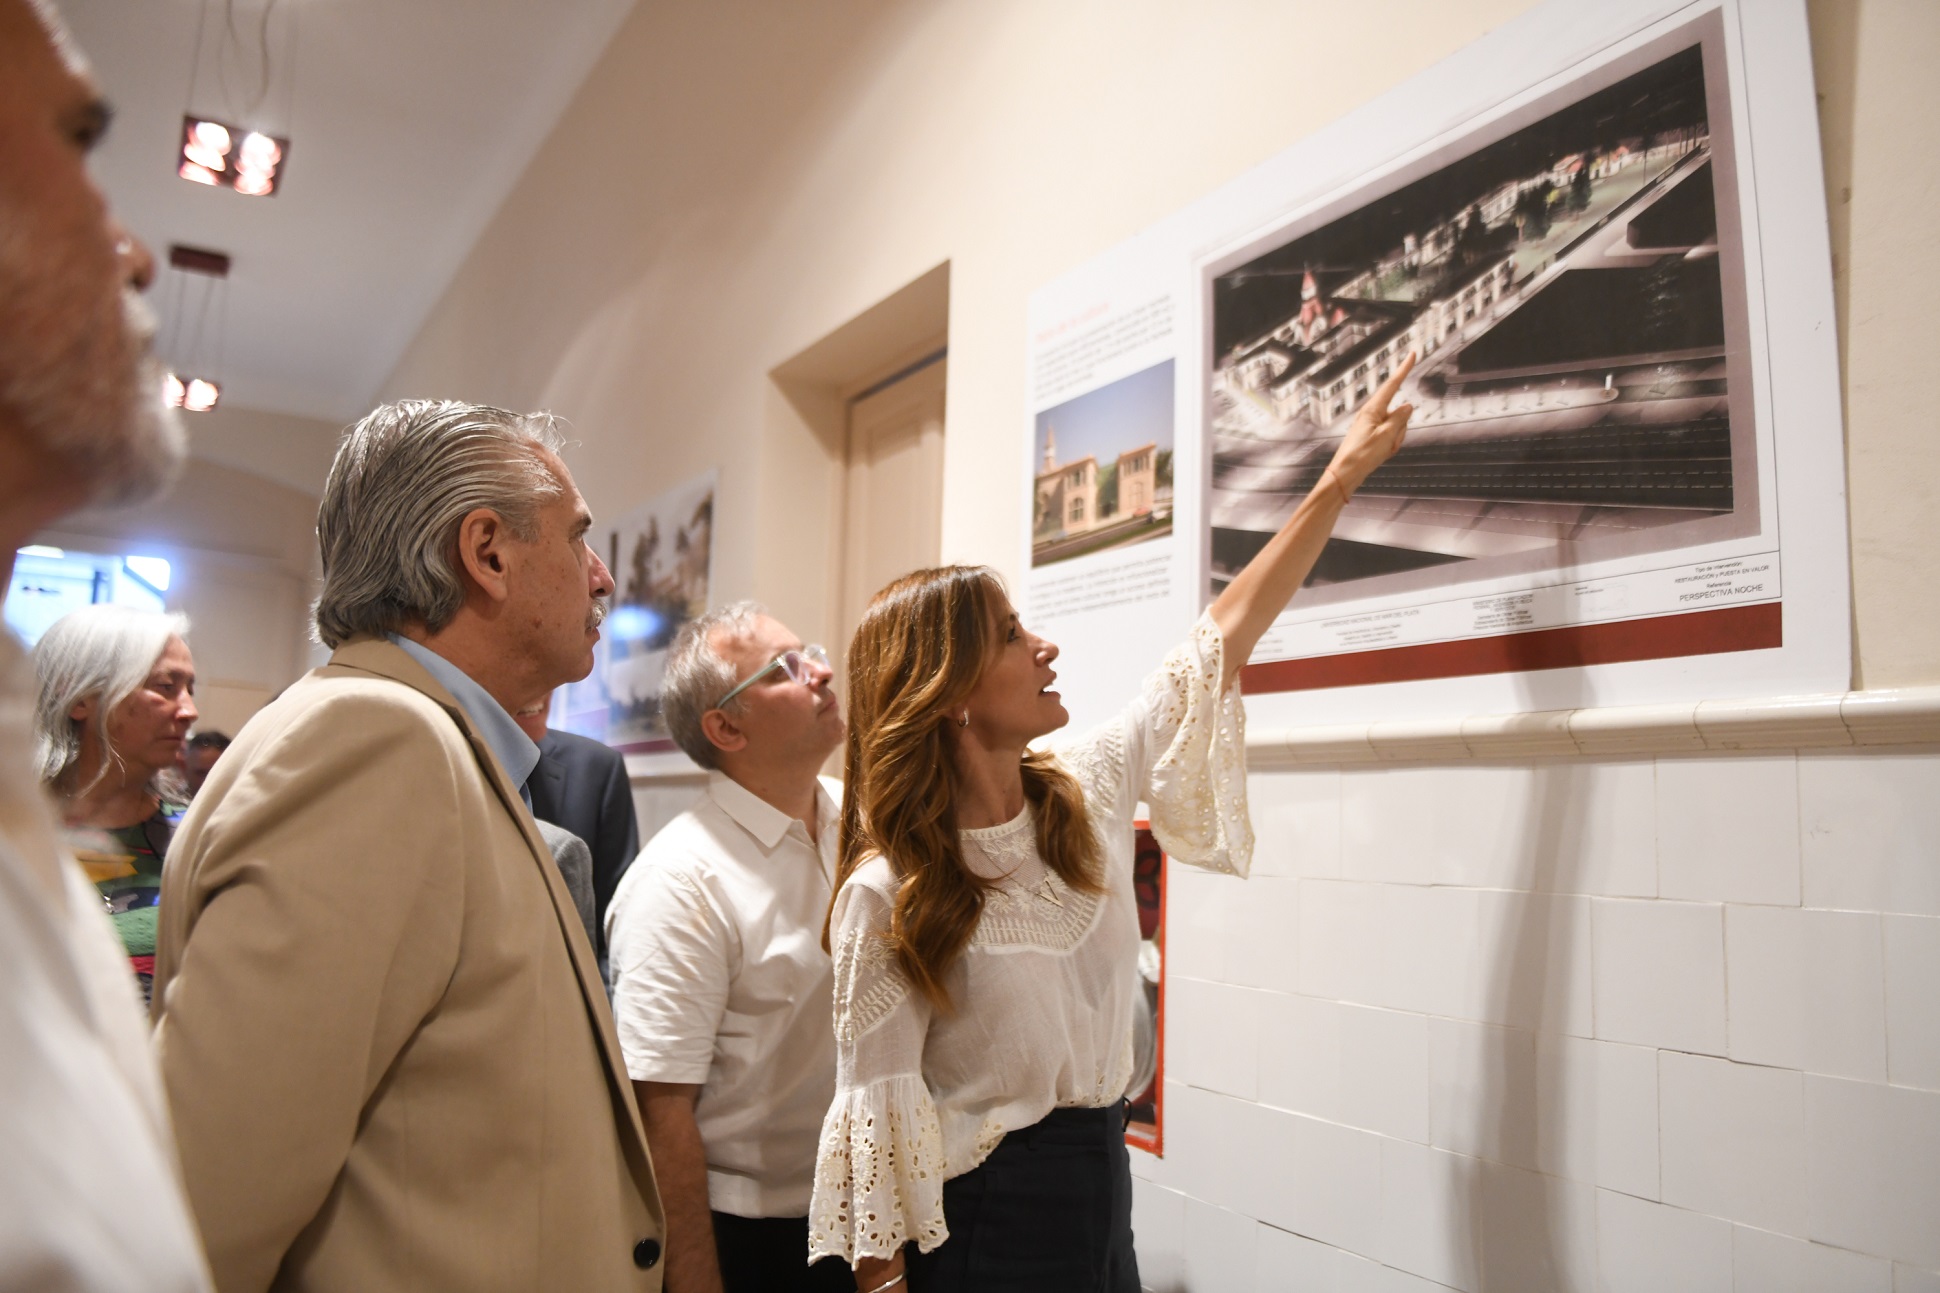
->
xmin=1024 ymin=0 xmax=1848 ymax=729
xmin=555 ymin=468 xmax=715 ymax=753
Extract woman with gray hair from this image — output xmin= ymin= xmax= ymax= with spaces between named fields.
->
xmin=33 ymin=604 xmax=198 ymax=1005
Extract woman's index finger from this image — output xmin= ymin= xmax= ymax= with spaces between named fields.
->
xmin=1372 ymin=351 xmax=1418 ymax=410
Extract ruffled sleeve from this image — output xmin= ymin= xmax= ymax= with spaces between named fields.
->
xmin=1142 ymin=611 xmax=1252 ymax=877
xmin=809 ymin=871 xmax=949 ymax=1263
xmin=1054 ymin=611 xmax=1253 ymax=878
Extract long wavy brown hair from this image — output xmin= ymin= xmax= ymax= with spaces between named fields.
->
xmin=827 ymin=565 xmax=1103 ymax=1012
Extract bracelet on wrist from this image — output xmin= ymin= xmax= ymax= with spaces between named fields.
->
xmin=1321 ymin=467 xmax=1353 ymax=507
xmin=859 ymin=1273 xmax=906 ymax=1293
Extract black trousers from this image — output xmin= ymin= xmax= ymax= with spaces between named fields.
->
xmin=907 ymin=1102 xmax=1139 ymax=1293
xmin=712 ymin=1211 xmax=853 ymax=1293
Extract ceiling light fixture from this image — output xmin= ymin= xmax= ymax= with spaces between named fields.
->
xmin=177 ymin=0 xmax=298 ymax=197
xmin=158 ymin=244 xmax=232 ymax=413
xmin=162 ymin=372 xmax=222 ymax=412
xmin=178 ymin=115 xmax=288 ymax=196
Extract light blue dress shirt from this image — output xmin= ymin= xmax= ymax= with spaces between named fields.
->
xmin=387 ymin=634 xmax=540 ymax=807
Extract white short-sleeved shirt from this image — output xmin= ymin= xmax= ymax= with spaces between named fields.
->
xmin=809 ymin=615 xmax=1253 ymax=1264
xmin=605 ymin=771 xmax=840 ymax=1218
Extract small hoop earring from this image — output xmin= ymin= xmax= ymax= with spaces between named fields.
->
xmin=957 ymin=711 xmax=970 ymax=728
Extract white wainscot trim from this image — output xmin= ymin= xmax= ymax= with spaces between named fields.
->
xmin=1245 ymin=686 xmax=1940 ymax=766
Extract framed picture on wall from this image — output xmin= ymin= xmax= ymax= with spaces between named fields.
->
xmin=1024 ymin=0 xmax=1848 ymax=733
xmin=555 ymin=468 xmax=716 ymax=753
xmin=1206 ymin=12 xmax=1787 ymax=701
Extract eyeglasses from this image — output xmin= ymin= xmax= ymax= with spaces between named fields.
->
xmin=714 ymin=644 xmax=830 ymax=709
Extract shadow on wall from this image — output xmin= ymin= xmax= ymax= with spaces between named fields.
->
xmin=1459 ymin=642 xmax=1597 ymax=1287
xmin=1802 ymin=0 xmax=1869 ymax=692
xmin=1804 ymin=0 xmax=1859 ymax=406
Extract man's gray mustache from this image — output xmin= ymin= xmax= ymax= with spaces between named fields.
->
xmin=126 ymin=287 xmax=159 ymax=349
xmin=587 ymin=600 xmax=608 ymax=631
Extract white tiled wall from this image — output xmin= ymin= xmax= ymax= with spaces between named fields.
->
xmin=1135 ymin=748 xmax=1940 ymax=1292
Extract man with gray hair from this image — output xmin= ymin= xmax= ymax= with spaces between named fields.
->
xmin=153 ymin=400 xmax=667 ymax=1291
xmin=606 ymin=603 xmax=850 ymax=1293
xmin=0 ymin=1 xmax=210 ymax=1287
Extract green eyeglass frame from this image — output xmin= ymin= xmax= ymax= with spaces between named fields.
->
xmin=713 ymin=644 xmax=830 ymax=709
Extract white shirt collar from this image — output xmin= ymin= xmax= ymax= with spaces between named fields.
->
xmin=707 ymin=771 xmax=837 ymax=856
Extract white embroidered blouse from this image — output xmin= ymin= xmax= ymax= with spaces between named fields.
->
xmin=808 ymin=613 xmax=1254 ymax=1264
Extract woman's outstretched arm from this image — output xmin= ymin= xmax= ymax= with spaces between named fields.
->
xmin=1208 ymin=352 xmax=1418 ymax=689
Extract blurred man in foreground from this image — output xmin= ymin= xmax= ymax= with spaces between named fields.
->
xmin=0 ymin=0 xmax=211 ymax=1287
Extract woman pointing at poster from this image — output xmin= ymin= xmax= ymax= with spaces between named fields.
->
xmin=811 ymin=356 xmax=1417 ymax=1293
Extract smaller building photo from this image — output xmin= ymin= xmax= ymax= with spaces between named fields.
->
xmin=1032 ymin=359 xmax=1175 ymax=567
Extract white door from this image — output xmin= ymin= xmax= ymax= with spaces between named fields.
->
xmin=836 ymin=358 xmax=945 ymax=677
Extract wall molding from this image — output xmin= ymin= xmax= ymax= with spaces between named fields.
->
xmin=1245 ymin=686 xmax=1940 ymax=765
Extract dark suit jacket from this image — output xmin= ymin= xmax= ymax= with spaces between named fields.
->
xmin=534 ymin=819 xmax=598 ymax=953
xmin=527 ymin=728 xmax=639 ymax=949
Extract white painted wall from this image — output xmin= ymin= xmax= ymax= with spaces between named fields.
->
xmin=182 ymin=404 xmax=346 ymax=501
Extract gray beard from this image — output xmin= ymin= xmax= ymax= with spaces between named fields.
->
xmin=3 ymin=286 xmax=188 ymax=509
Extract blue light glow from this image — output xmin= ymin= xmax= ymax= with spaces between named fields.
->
xmin=608 ymin=604 xmax=661 ymax=642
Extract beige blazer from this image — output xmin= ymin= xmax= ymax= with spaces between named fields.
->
xmin=153 ymin=640 xmax=664 ymax=1292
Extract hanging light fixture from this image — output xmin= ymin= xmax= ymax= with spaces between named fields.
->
xmin=178 ymin=115 xmax=288 ymax=196
xmin=158 ymin=244 xmax=231 ymax=413
xmin=162 ymin=372 xmax=222 ymax=413
xmin=177 ymin=0 xmax=297 ymax=198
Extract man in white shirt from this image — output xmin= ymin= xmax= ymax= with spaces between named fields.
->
xmin=0 ymin=1 xmax=211 ymax=1287
xmin=607 ymin=602 xmax=850 ymax=1293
